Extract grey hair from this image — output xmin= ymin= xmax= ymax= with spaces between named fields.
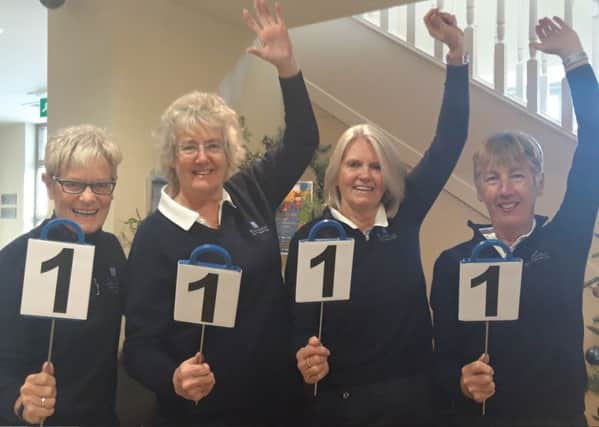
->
xmin=156 ymin=91 xmax=246 ymax=196
xmin=473 ymin=131 xmax=544 ymax=188
xmin=323 ymin=123 xmax=406 ymax=218
xmin=44 ymin=125 xmax=122 ymax=178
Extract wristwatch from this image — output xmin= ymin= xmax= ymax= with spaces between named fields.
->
xmin=446 ymin=51 xmax=470 ymax=66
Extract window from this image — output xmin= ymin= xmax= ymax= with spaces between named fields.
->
xmin=34 ymin=124 xmax=48 ymax=225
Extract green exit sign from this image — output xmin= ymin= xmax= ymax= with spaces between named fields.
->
xmin=40 ymin=97 xmax=47 ymax=118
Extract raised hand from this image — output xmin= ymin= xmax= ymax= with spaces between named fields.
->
xmin=242 ymin=0 xmax=299 ymax=78
xmin=424 ymin=8 xmax=465 ymax=63
xmin=460 ymin=353 xmax=495 ymax=403
xmin=16 ymin=362 xmax=56 ymax=424
xmin=296 ymin=336 xmax=331 ymax=385
xmin=530 ymin=17 xmax=584 ymax=60
xmin=172 ymin=353 xmax=215 ymax=403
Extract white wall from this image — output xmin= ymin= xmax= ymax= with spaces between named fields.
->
xmin=0 ymin=123 xmax=35 ymax=248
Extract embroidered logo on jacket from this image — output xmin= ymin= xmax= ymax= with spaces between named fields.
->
xmin=103 ymin=266 xmax=120 ymax=294
xmin=375 ymin=227 xmax=398 ymax=242
xmin=248 ymin=221 xmax=270 ymax=236
xmin=525 ymin=250 xmax=551 ymax=267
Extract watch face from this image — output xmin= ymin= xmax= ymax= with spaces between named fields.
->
xmin=446 ymin=53 xmax=469 ymax=65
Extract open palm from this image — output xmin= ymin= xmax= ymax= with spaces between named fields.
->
xmin=243 ymin=0 xmax=297 ymax=77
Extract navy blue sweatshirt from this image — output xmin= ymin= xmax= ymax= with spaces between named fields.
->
xmin=0 ymin=220 xmax=125 ymax=426
xmin=123 ymin=72 xmax=319 ymax=426
xmin=431 ymin=64 xmax=599 ymax=422
xmin=286 ymin=65 xmax=469 ymax=409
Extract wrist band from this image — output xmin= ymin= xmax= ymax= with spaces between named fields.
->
xmin=562 ymin=51 xmax=588 ymax=69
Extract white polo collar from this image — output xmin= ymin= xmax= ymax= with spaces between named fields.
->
xmin=329 ymin=205 xmax=389 ymax=239
xmin=157 ymin=185 xmax=236 ymax=231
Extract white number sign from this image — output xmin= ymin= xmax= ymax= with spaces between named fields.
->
xmin=174 ymin=245 xmax=242 ymax=328
xmin=459 ymin=240 xmax=523 ymax=321
xmin=296 ymin=220 xmax=355 ymax=303
xmin=21 ymin=239 xmax=95 ymax=320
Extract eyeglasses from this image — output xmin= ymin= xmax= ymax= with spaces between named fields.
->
xmin=177 ymin=141 xmax=225 ymax=157
xmin=52 ymin=176 xmax=117 ymax=195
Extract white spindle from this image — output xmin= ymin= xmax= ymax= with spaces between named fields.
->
xmin=539 ymin=55 xmax=548 ymax=115
xmin=561 ymin=0 xmax=575 ymax=131
xmin=592 ymin=0 xmax=599 ymax=72
xmin=495 ymin=0 xmax=506 ymax=94
xmin=434 ymin=0 xmax=445 ymax=60
xmin=564 ymin=0 xmax=574 ymax=27
xmin=516 ymin=10 xmax=525 ymax=99
xmin=527 ymin=0 xmax=538 ymax=113
xmin=380 ymin=8 xmax=389 ymax=32
xmin=465 ymin=0 xmax=475 ymax=76
xmin=407 ymin=3 xmax=416 ymax=46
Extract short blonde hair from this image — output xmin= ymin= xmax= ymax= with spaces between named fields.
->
xmin=45 ymin=125 xmax=122 ymax=178
xmin=473 ymin=131 xmax=544 ymax=189
xmin=324 ymin=124 xmax=406 ymax=218
xmin=157 ymin=91 xmax=246 ymax=196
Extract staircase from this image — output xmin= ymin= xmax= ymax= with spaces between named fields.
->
xmin=290 ymin=0 xmax=598 ymax=272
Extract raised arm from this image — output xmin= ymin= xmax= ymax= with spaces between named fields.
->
xmin=237 ymin=0 xmax=319 ymax=211
xmin=533 ymin=17 xmax=599 ymax=243
xmin=405 ymin=9 xmax=469 ymax=218
xmin=243 ymin=0 xmax=298 ymax=78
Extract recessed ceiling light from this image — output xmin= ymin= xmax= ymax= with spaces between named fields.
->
xmin=0 ymin=29 xmax=4 ymax=36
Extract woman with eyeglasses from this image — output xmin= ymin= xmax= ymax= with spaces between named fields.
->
xmin=122 ymin=1 xmax=319 ymax=426
xmin=0 ymin=125 xmax=124 ymax=426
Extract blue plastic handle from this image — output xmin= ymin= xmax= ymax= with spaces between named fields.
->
xmin=470 ymin=239 xmax=514 ymax=261
xmin=40 ymin=219 xmax=85 ymax=243
xmin=307 ymin=219 xmax=347 ymax=241
xmin=189 ymin=244 xmax=233 ymax=268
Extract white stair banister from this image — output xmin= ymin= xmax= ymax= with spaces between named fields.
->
xmin=539 ymin=55 xmax=549 ymax=115
xmin=527 ymin=0 xmax=539 ymax=113
xmin=465 ymin=0 xmax=475 ymax=76
xmin=407 ymin=3 xmax=416 ymax=45
xmin=561 ymin=0 xmax=575 ymax=131
xmin=380 ymin=8 xmax=389 ymax=33
xmin=516 ymin=10 xmax=526 ymax=100
xmin=495 ymin=0 xmax=506 ymax=94
xmin=434 ymin=0 xmax=445 ymax=61
xmin=592 ymin=0 xmax=599 ymax=72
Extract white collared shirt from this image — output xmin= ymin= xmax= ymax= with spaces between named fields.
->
xmin=479 ymin=217 xmax=537 ymax=257
xmin=329 ymin=205 xmax=389 ymax=240
xmin=157 ymin=186 xmax=236 ymax=231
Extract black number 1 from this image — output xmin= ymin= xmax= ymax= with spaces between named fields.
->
xmin=470 ymin=265 xmax=500 ymax=316
xmin=310 ymin=245 xmax=336 ymax=298
xmin=188 ymin=273 xmax=218 ymax=323
xmin=41 ymin=248 xmax=74 ymax=313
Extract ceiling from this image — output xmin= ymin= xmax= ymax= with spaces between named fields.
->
xmin=174 ymin=0 xmax=416 ymax=28
xmin=0 ymin=0 xmax=415 ymax=124
xmin=0 ymin=0 xmax=47 ymax=124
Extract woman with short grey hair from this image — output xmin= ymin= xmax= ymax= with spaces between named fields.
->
xmin=0 ymin=124 xmax=125 ymax=426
